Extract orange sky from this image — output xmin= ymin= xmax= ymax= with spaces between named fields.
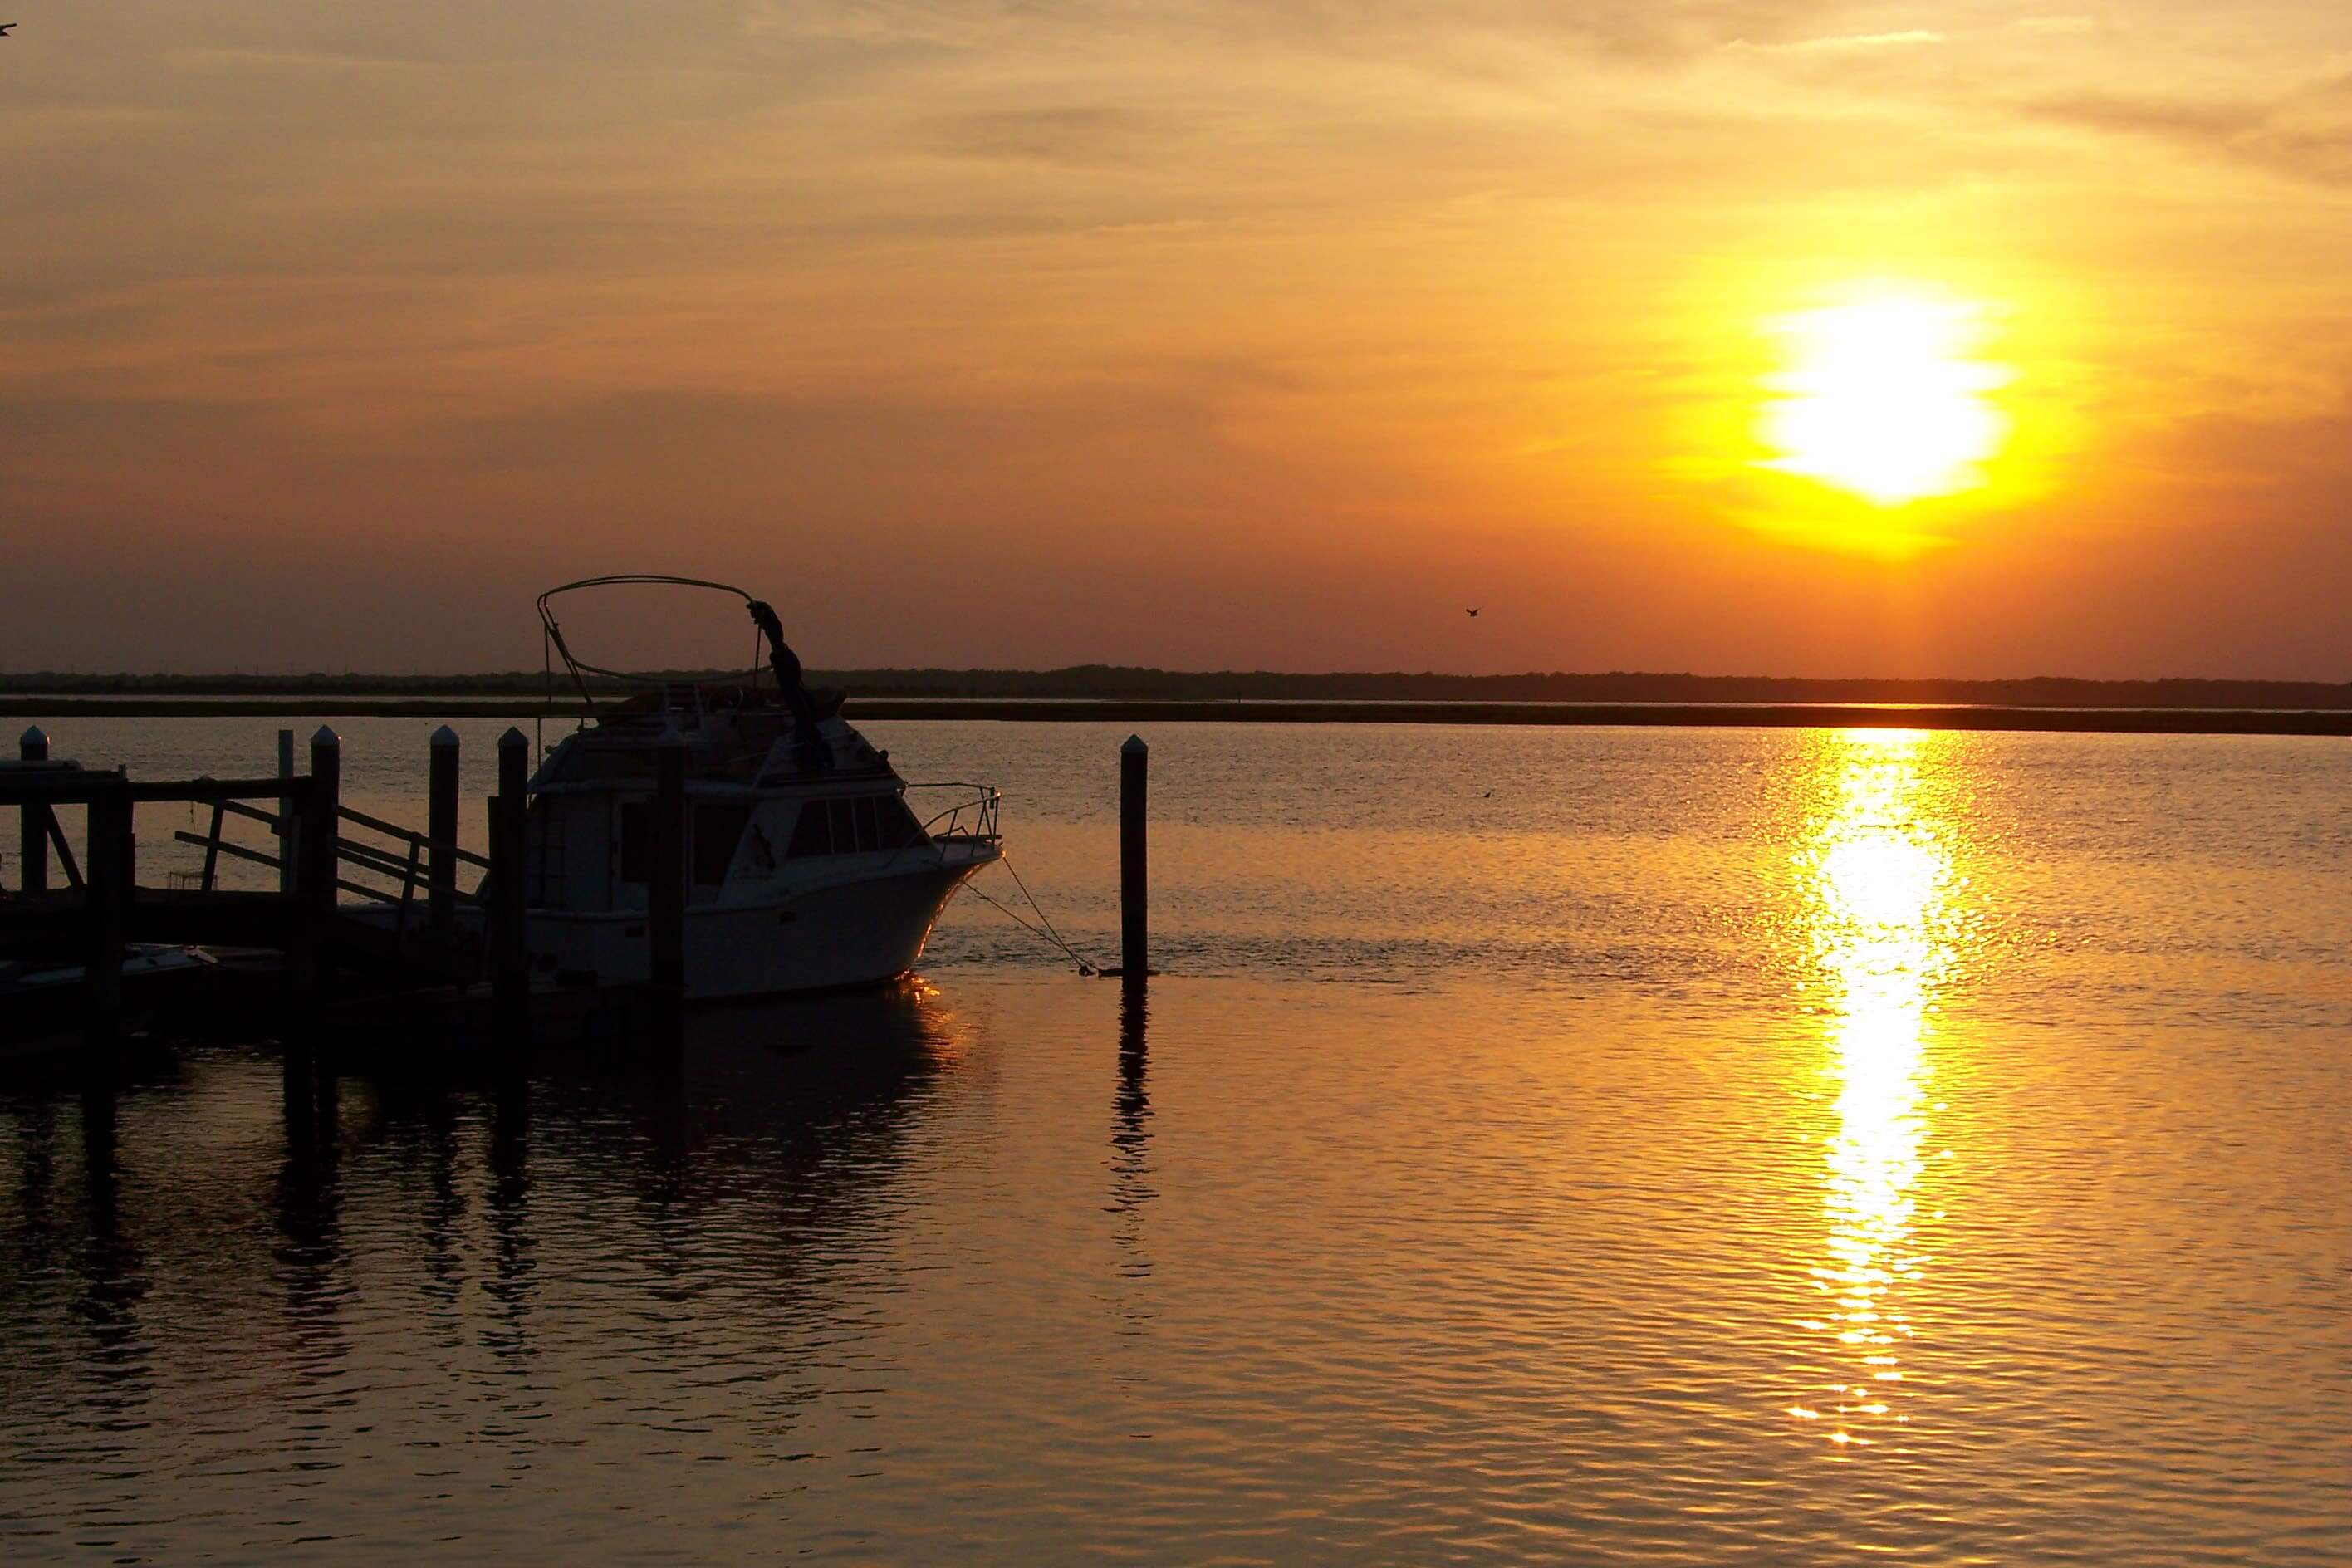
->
xmin=4 ymin=2 xmax=2350 ymax=677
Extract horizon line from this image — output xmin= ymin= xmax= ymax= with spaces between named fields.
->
xmin=3 ymin=666 xmax=2350 ymax=690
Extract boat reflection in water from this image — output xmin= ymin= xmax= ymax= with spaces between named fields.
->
xmin=1788 ymin=730 xmax=1958 ymax=1451
xmin=0 ymin=981 xmax=981 ymax=1460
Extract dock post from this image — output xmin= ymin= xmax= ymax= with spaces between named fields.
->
xmin=18 ymin=727 xmax=47 ymax=894
xmin=649 ymin=728 xmax=688 ymax=1007
xmin=490 ymin=728 xmax=530 ymax=1032
xmin=292 ymin=728 xmax=341 ymax=1017
xmin=277 ymin=728 xmax=296 ymax=895
xmin=428 ymin=725 xmax=459 ymax=948
xmin=84 ymin=780 xmax=132 ymax=1046
xmin=1120 ymin=734 xmax=1147 ymax=986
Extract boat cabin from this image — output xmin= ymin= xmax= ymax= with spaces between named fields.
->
xmin=522 ymin=709 xmax=930 ymax=914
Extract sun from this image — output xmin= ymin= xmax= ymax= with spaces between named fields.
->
xmin=1757 ymin=292 xmax=2011 ymax=506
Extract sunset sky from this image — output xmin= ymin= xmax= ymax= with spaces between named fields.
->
xmin=5 ymin=2 xmax=2350 ymax=677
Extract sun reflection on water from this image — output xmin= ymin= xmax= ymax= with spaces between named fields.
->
xmin=1791 ymin=730 xmax=1954 ymax=1450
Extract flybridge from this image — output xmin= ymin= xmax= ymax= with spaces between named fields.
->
xmin=537 ymin=575 xmax=779 ymax=713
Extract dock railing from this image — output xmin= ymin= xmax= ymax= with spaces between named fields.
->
xmin=2 ymin=756 xmax=337 ymax=1040
xmin=6 ymin=725 xmax=551 ymax=1046
xmin=175 ymin=800 xmax=489 ymax=936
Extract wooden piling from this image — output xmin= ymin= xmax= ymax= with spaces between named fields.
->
xmin=428 ymin=725 xmax=459 ymax=944
xmin=277 ymin=728 xmax=296 ymax=895
xmin=18 ymin=726 xmax=47 ymax=894
xmin=291 ymin=728 xmax=341 ymax=1013
xmin=489 ymin=728 xmax=529 ymax=1027
xmin=649 ymin=728 xmax=688 ymax=1001
xmin=1120 ymin=734 xmax=1147 ymax=985
xmin=83 ymin=781 xmax=132 ymax=1045
xmin=498 ymin=727 xmax=530 ymax=827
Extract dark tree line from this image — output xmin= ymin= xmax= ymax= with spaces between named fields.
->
xmin=5 ymin=667 xmax=2348 ymax=709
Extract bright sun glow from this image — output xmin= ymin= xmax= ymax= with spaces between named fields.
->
xmin=1759 ymin=294 xmax=2012 ymax=506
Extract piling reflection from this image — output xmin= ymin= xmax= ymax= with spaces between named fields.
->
xmin=483 ymin=1069 xmax=535 ymax=1369
xmin=273 ymin=1062 xmax=350 ymax=1384
xmin=412 ymin=1083 xmax=470 ymax=1350
xmin=75 ymin=1080 xmax=152 ymax=1422
xmin=1789 ymin=731 xmax=1953 ymax=1450
xmin=12 ymin=1098 xmax=56 ymax=1261
xmin=0 ymin=1074 xmax=156 ymax=1444
xmin=0 ymin=982 xmax=973 ymax=1468
xmin=1109 ymin=987 xmax=1155 ymax=1311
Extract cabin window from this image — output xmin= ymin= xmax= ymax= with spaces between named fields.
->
xmin=782 ymin=795 xmax=924 ymax=858
xmin=693 ymin=803 xmax=753 ymax=886
xmin=877 ymin=796 xmax=923 ymax=848
xmin=786 ymin=801 xmax=831 ymax=859
xmin=619 ymin=800 xmax=749 ymax=884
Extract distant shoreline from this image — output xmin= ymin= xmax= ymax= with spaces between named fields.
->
xmin=5 ymin=697 xmax=2348 ymax=735
xmin=7 ymin=667 xmax=2350 ymax=711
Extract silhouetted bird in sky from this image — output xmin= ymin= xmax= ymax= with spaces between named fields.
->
xmin=1465 ymin=607 xmax=1481 ymax=618
xmin=0 ymin=24 xmax=17 ymax=37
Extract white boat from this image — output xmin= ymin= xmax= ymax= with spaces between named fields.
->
xmin=515 ymin=576 xmax=1002 ymax=1000
xmin=1 ymin=945 xmax=222 ymax=1054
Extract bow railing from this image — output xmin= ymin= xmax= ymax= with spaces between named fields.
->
xmin=907 ymin=783 xmax=1001 ymax=844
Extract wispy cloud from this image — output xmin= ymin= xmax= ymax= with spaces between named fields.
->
xmin=1731 ymin=29 xmax=1946 ymax=53
xmin=2028 ymin=71 xmax=2352 ymax=187
xmin=743 ymin=0 xmax=1856 ymax=71
xmin=2029 ymin=93 xmax=2261 ymax=140
xmin=2008 ymin=15 xmax=2099 ymax=37
xmin=914 ymin=106 xmax=1178 ymax=166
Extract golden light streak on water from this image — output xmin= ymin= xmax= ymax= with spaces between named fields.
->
xmin=1795 ymin=730 xmax=1955 ymax=1452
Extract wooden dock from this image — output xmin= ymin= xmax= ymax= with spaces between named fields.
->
xmin=2 ymin=725 xmax=682 ymax=1062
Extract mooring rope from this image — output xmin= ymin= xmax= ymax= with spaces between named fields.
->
xmin=965 ymin=854 xmax=1100 ymax=975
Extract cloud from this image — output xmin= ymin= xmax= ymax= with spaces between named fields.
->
xmin=2028 ymin=92 xmax=2262 ymax=141
xmin=761 ymin=0 xmax=1857 ymax=70
xmin=2008 ymin=15 xmax=2099 ymax=37
xmin=6 ymin=0 xmax=2352 ymax=679
xmin=1730 ymin=29 xmax=1945 ymax=53
xmin=2027 ymin=71 xmax=2352 ymax=187
xmin=2252 ymin=71 xmax=2352 ymax=185
xmin=914 ymin=106 xmax=1178 ymax=166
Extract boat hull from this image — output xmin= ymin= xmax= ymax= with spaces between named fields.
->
xmin=524 ymin=853 xmax=990 ymax=1001
xmin=1 ymin=946 xmax=223 ymax=1057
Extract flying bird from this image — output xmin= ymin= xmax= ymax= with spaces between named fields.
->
xmin=0 ymin=24 xmax=17 ymax=36
xmin=1464 ymin=607 xmax=1481 ymax=618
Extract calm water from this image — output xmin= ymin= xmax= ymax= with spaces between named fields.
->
xmin=2 ymin=722 xmax=2347 ymax=1562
